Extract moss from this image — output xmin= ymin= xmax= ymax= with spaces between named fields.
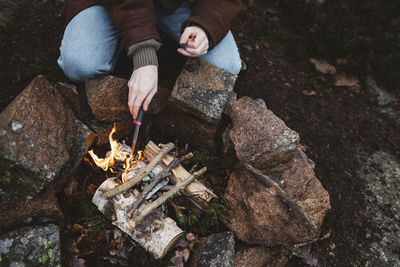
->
xmin=74 ymin=197 xmax=107 ymax=237
xmin=43 ymin=239 xmax=52 ymax=249
xmin=192 ymin=141 xmax=215 ymax=167
xmin=38 ymin=253 xmax=49 ymax=264
xmin=48 ymin=248 xmax=55 ymax=265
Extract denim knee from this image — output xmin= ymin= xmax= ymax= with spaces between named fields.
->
xmin=58 ymin=50 xmax=114 ymax=83
xmin=223 ymin=53 xmax=242 ymax=75
xmin=200 ymin=31 xmax=242 ymax=75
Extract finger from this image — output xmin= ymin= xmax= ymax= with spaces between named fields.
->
xmin=143 ymin=87 xmax=157 ymax=111
xmin=177 ymin=48 xmax=194 ymax=57
xmin=133 ymin=92 xmax=146 ymax=118
xmin=186 ymin=34 xmax=206 ymax=49
xmin=128 ymin=86 xmax=138 ymax=118
xmin=185 ymin=42 xmax=208 ymax=56
xmin=199 ymin=42 xmax=209 ymax=55
xmin=129 ymin=96 xmax=137 ymax=119
xmin=179 ymin=29 xmax=192 ymax=45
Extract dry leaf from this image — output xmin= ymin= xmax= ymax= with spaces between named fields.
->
xmin=336 ymin=58 xmax=347 ymax=65
xmin=309 ymin=58 xmax=336 ymax=74
xmin=334 ymin=72 xmax=359 ymax=87
xmin=186 ymin=232 xmax=196 ymax=242
xmin=302 ymin=90 xmax=317 ymax=96
xmin=86 ymin=184 xmax=98 ymax=196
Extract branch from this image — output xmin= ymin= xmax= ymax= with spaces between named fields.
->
xmin=127 ymin=153 xmax=193 ymax=217
xmin=129 ymin=167 xmax=207 ymax=228
xmin=102 ymin=143 xmax=175 ymax=199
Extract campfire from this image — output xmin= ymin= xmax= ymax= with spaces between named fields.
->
xmin=88 ymin=124 xmax=146 ymax=183
xmin=87 ymin=124 xmax=209 ymax=259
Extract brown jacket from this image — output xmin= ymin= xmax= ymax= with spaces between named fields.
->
xmin=64 ymin=0 xmax=242 ymax=49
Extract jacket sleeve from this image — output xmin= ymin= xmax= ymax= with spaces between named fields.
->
xmin=106 ymin=0 xmax=161 ymax=48
xmin=182 ymin=0 xmax=243 ymax=48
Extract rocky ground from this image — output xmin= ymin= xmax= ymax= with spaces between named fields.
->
xmin=0 ymin=0 xmax=399 ymax=266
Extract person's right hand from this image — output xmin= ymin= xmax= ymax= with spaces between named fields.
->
xmin=127 ymin=65 xmax=158 ymax=119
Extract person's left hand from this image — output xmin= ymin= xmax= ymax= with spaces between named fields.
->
xmin=178 ymin=26 xmax=209 ymax=57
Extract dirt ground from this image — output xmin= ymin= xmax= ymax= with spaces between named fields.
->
xmin=1 ymin=0 xmax=399 ymax=266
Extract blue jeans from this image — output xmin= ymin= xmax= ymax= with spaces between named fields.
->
xmin=58 ymin=4 xmax=242 ymax=83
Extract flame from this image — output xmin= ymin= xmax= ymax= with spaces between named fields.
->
xmin=88 ymin=124 xmax=144 ymax=183
xmin=88 ymin=125 xmax=126 ymax=171
xmin=121 ymin=151 xmax=144 ymax=183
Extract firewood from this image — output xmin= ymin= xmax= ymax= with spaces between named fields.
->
xmin=145 ymin=142 xmax=216 ymax=205
xmin=129 ymin=167 xmax=207 ymax=228
xmin=102 ymin=142 xmax=175 ymax=199
xmin=92 ymin=178 xmax=184 ymax=259
xmin=127 ymin=153 xmax=193 ymax=217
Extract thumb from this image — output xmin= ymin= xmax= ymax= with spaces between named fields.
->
xmin=180 ymin=28 xmax=192 ymax=45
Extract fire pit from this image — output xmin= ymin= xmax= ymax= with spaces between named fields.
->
xmin=87 ymin=124 xmax=209 ymax=259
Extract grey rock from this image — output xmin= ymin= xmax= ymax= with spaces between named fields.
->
xmin=0 ymin=224 xmax=61 ymax=266
xmin=196 ymin=232 xmax=235 ymax=267
xmin=228 ymin=97 xmax=300 ymax=170
xmin=0 ymin=75 xmax=92 ymax=197
xmin=169 ymin=58 xmax=237 ymax=124
xmin=357 ymin=151 xmax=400 ymax=266
xmin=367 ymin=76 xmax=396 ymax=106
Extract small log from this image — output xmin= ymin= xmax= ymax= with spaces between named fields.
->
xmin=130 ymin=167 xmax=207 ymax=228
xmin=145 ymin=142 xmax=216 ymax=205
xmin=92 ymin=178 xmax=184 ymax=259
xmin=102 ymin=142 xmax=175 ymax=199
xmin=127 ymin=153 xmax=193 ymax=217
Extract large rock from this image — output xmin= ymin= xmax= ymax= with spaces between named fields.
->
xmin=356 ymin=151 xmax=400 ymax=266
xmin=191 ymin=232 xmax=235 ymax=267
xmin=86 ymin=75 xmax=171 ymax=123
xmin=169 ymin=58 xmax=237 ymax=124
xmin=0 ymin=75 xmax=92 ymax=197
xmin=267 ymin=150 xmax=330 ymax=227
xmin=228 ymin=97 xmax=300 ymax=170
xmin=55 ymin=82 xmax=82 ymax=118
xmin=153 ymin=105 xmax=220 ymax=147
xmin=0 ymin=224 xmax=61 ymax=266
xmin=86 ymin=76 xmax=131 ymax=123
xmin=234 ymin=246 xmax=288 ymax=267
xmin=0 ymin=186 xmax=61 ymax=231
xmin=224 ymin=161 xmax=330 ymax=246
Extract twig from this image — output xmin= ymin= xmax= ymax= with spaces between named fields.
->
xmin=127 ymin=153 xmax=193 ymax=217
xmin=102 ymin=143 xmax=175 ymax=199
xmin=129 ymin=167 xmax=207 ymax=228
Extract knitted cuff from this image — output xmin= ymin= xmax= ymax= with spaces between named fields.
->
xmin=132 ymin=46 xmax=158 ymax=71
xmin=127 ymin=39 xmax=161 ymax=71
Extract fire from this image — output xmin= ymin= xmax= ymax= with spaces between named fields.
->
xmin=88 ymin=124 xmax=143 ymax=183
